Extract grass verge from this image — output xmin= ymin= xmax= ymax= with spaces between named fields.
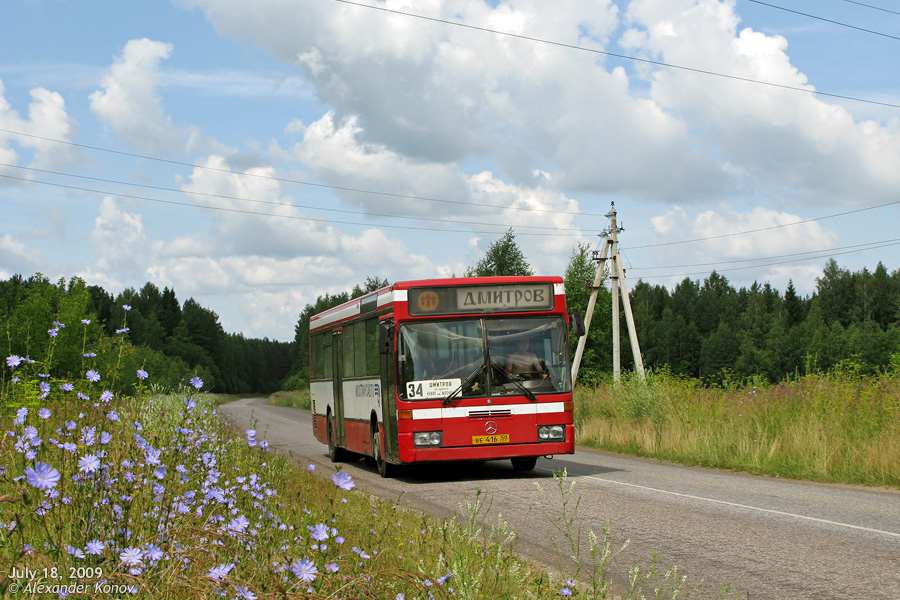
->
xmin=575 ymin=368 xmax=900 ymax=488
xmin=268 ymin=389 xmax=311 ymax=411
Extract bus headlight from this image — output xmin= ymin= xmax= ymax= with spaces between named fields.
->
xmin=413 ymin=431 xmax=443 ymax=447
xmin=538 ymin=425 xmax=565 ymax=441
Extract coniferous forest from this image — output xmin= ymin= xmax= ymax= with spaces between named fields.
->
xmin=3 ymin=257 xmax=899 ymax=393
xmin=566 ymin=258 xmax=900 ymax=385
xmin=0 ymin=274 xmax=292 ymax=394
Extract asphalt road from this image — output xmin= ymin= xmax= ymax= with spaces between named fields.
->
xmin=218 ymin=398 xmax=900 ymax=600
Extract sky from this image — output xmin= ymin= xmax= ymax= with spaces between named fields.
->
xmin=1 ymin=0 xmax=899 ymax=342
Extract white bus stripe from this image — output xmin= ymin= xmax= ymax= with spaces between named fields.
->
xmin=409 ymin=402 xmax=567 ymax=419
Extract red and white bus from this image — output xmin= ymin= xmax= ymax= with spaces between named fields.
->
xmin=309 ymin=276 xmax=577 ymax=477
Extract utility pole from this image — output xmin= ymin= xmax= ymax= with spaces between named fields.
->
xmin=571 ymin=202 xmax=645 ymax=384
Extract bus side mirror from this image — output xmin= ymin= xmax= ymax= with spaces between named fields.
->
xmin=570 ymin=311 xmax=586 ymax=337
xmin=379 ymin=322 xmax=394 ymax=354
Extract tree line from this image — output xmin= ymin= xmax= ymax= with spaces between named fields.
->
xmin=628 ymin=259 xmax=900 ymax=384
xmin=565 ymin=252 xmax=900 ymax=385
xmin=6 ymin=231 xmax=899 ymax=393
xmin=1 ymin=274 xmax=292 ymax=394
xmin=291 ymin=231 xmax=900 ymax=387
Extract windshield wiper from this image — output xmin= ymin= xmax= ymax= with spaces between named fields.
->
xmin=443 ymin=363 xmax=485 ymax=406
xmin=490 ymin=361 xmax=536 ymax=402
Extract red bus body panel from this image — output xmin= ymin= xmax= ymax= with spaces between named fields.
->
xmin=309 ymin=276 xmax=575 ymax=468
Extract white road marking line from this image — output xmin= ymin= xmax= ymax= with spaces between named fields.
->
xmin=582 ymin=475 xmax=900 ymax=539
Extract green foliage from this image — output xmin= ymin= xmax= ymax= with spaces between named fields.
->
xmin=630 ymin=261 xmax=900 ymax=385
xmin=1 ymin=323 xmax=570 ymax=599
xmin=267 ymin=389 xmax=311 ymax=410
xmin=1 ymin=274 xmax=292 ymax=395
xmin=616 ymin=372 xmax=669 ymax=427
xmin=464 ymin=228 xmax=533 ymax=277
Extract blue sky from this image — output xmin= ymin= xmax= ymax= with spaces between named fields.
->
xmin=2 ymin=0 xmax=899 ymax=341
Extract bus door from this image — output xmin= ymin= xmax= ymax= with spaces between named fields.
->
xmin=331 ymin=329 xmax=346 ymax=447
xmin=379 ymin=320 xmax=399 ymax=462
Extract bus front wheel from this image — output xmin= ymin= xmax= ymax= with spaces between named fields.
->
xmin=511 ymin=456 xmax=537 ymax=472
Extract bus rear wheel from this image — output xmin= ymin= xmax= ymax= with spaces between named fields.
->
xmin=327 ymin=416 xmax=346 ymax=463
xmin=511 ymin=456 xmax=537 ymax=472
xmin=372 ymin=427 xmax=395 ymax=478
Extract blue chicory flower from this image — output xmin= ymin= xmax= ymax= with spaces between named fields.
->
xmin=119 ymin=547 xmax=143 ymax=567
xmin=144 ymin=544 xmax=164 ymax=562
xmin=290 ymin=558 xmax=317 ymax=583
xmin=227 ymin=515 xmax=249 ymax=534
xmin=207 ymin=562 xmax=234 ymax=581
xmin=24 ymin=462 xmax=61 ymax=490
xmin=234 ymin=586 xmax=257 ymax=599
xmin=332 ymin=471 xmax=355 ymax=491
xmin=309 ymin=523 xmax=329 ymax=542
xmin=78 ymin=455 xmax=100 ymax=474
xmin=85 ymin=540 xmax=105 ymax=555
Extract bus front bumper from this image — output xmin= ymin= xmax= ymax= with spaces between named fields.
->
xmin=397 ymin=426 xmax=574 ymax=464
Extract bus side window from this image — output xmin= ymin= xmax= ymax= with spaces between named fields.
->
xmin=342 ymin=323 xmax=354 ymax=378
xmin=324 ymin=333 xmax=333 ymax=379
xmin=365 ymin=318 xmax=380 ymax=375
xmin=310 ymin=334 xmax=324 ymax=380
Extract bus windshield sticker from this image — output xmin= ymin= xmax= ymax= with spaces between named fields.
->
xmin=406 ymin=378 xmax=462 ymax=400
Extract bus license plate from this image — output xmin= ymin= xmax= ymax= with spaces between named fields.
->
xmin=472 ymin=434 xmax=510 ymax=445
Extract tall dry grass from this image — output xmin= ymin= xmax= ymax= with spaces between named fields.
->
xmin=575 ymin=367 xmax=900 ymax=488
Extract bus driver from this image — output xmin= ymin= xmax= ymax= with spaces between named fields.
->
xmin=506 ymin=337 xmax=546 ymax=377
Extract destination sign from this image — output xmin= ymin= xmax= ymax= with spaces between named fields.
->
xmin=457 ymin=285 xmax=553 ymax=311
xmin=408 ymin=283 xmax=555 ymax=316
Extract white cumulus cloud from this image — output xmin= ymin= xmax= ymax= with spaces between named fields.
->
xmin=89 ymin=38 xmax=202 ymax=154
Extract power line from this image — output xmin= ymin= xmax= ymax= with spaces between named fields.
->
xmin=0 ymin=129 xmax=610 ymax=218
xmin=331 ymin=0 xmax=900 ymax=110
xmin=6 ymin=129 xmax=900 ymax=252
xmin=841 ymin=0 xmax=900 ymax=18
xmin=0 ymin=163 xmax=592 ymax=234
xmin=626 ymin=237 xmax=900 ymax=271
xmin=8 ymin=157 xmax=900 ymax=250
xmin=0 ymin=173 xmax=585 ymax=237
xmin=747 ymin=0 xmax=900 ymax=42
xmin=4 ymin=137 xmax=900 ymax=249
xmin=624 ymin=238 xmax=900 ymax=280
xmin=626 ymin=199 xmax=900 ymax=249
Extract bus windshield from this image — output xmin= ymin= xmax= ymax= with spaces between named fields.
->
xmin=398 ymin=316 xmax=572 ymax=401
